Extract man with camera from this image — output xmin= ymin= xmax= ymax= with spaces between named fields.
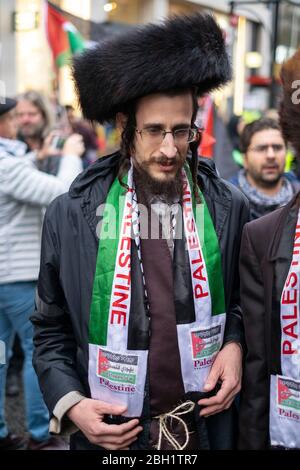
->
xmin=15 ymin=90 xmax=83 ymax=175
xmin=0 ymin=97 xmax=84 ymax=450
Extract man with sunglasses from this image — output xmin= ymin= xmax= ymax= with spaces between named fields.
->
xmin=31 ymin=14 xmax=249 ymax=450
xmin=230 ymin=117 xmax=299 ymax=220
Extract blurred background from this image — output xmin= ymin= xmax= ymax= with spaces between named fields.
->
xmin=1 ymin=0 xmax=300 ymax=160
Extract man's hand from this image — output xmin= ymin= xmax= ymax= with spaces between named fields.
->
xmin=62 ymin=133 xmax=84 ymax=157
xmin=67 ymin=398 xmax=143 ymax=450
xmin=37 ymin=131 xmax=62 ymax=160
xmin=198 ymin=342 xmax=242 ymax=417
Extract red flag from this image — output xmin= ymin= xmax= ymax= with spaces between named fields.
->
xmin=198 ymin=96 xmax=215 ymax=158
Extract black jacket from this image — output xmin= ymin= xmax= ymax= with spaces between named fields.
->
xmin=31 ymin=153 xmax=249 ymax=449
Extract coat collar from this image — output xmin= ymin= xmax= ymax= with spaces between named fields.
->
xmin=197 ymin=157 xmax=233 ymax=240
xmin=268 ymin=191 xmax=300 ymax=262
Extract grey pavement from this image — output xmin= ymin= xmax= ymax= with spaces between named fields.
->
xmin=5 ymin=373 xmax=69 ymax=449
xmin=5 ymin=374 xmax=28 ymax=439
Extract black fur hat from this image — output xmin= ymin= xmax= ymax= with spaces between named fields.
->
xmin=73 ymin=13 xmax=231 ymax=123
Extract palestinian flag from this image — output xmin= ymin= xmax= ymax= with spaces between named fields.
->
xmin=44 ymin=1 xmax=85 ymax=68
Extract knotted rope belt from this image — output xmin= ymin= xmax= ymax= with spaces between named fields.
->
xmin=154 ymin=401 xmax=196 ymax=450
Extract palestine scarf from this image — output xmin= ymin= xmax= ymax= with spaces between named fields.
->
xmin=270 ymin=211 xmax=300 ymax=448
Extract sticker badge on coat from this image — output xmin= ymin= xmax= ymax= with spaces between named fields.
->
xmin=96 ymin=348 xmax=138 ymax=392
xmin=277 ymin=375 xmax=300 ymax=415
xmin=191 ymin=325 xmax=221 ymax=368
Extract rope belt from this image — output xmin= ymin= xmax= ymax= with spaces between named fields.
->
xmin=154 ymin=400 xmax=196 ymax=450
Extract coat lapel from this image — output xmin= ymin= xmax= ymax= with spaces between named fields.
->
xmin=262 ymin=193 xmax=300 ymax=374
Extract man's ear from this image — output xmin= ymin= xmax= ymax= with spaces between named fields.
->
xmin=116 ymin=112 xmax=127 ymax=130
xmin=243 ymin=153 xmax=248 ymax=170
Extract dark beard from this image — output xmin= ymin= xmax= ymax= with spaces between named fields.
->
xmin=133 ymin=165 xmax=183 ymax=207
xmin=248 ymin=170 xmax=282 ymax=189
xmin=19 ymin=121 xmax=45 ymax=140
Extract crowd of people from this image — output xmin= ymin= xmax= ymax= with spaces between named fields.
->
xmin=1 ymin=12 xmax=300 ymax=451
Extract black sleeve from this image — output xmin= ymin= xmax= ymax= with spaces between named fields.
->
xmin=238 ymin=223 xmax=269 ymax=449
xmin=31 ymin=208 xmax=86 ymax=415
xmin=222 ymin=194 xmax=250 ymax=349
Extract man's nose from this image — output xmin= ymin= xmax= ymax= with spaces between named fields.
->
xmin=266 ymin=145 xmax=276 ymax=158
xmin=160 ymin=133 xmax=177 ymax=158
xmin=19 ymin=117 xmax=30 ymax=125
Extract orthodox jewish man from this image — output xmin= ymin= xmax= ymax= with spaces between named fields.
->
xmin=32 ymin=13 xmax=249 ymax=450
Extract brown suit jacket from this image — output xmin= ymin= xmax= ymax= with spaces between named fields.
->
xmin=238 ymin=191 xmax=300 ymax=449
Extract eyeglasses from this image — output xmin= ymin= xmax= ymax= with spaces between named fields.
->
xmin=248 ymin=144 xmax=285 ymax=154
xmin=135 ymin=127 xmax=199 ymax=146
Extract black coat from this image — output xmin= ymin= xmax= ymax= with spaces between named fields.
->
xmin=239 ymin=192 xmax=300 ymax=449
xmin=31 ymin=153 xmax=249 ymax=449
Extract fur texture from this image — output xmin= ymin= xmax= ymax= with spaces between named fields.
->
xmin=72 ymin=13 xmax=231 ymax=123
xmin=280 ymin=47 xmax=300 ymax=158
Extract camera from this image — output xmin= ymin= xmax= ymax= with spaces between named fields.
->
xmin=50 ymin=134 xmax=65 ymax=150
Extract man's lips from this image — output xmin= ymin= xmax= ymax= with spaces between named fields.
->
xmin=262 ymin=166 xmax=279 ymax=171
xmin=156 ymin=161 xmax=177 ymax=172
